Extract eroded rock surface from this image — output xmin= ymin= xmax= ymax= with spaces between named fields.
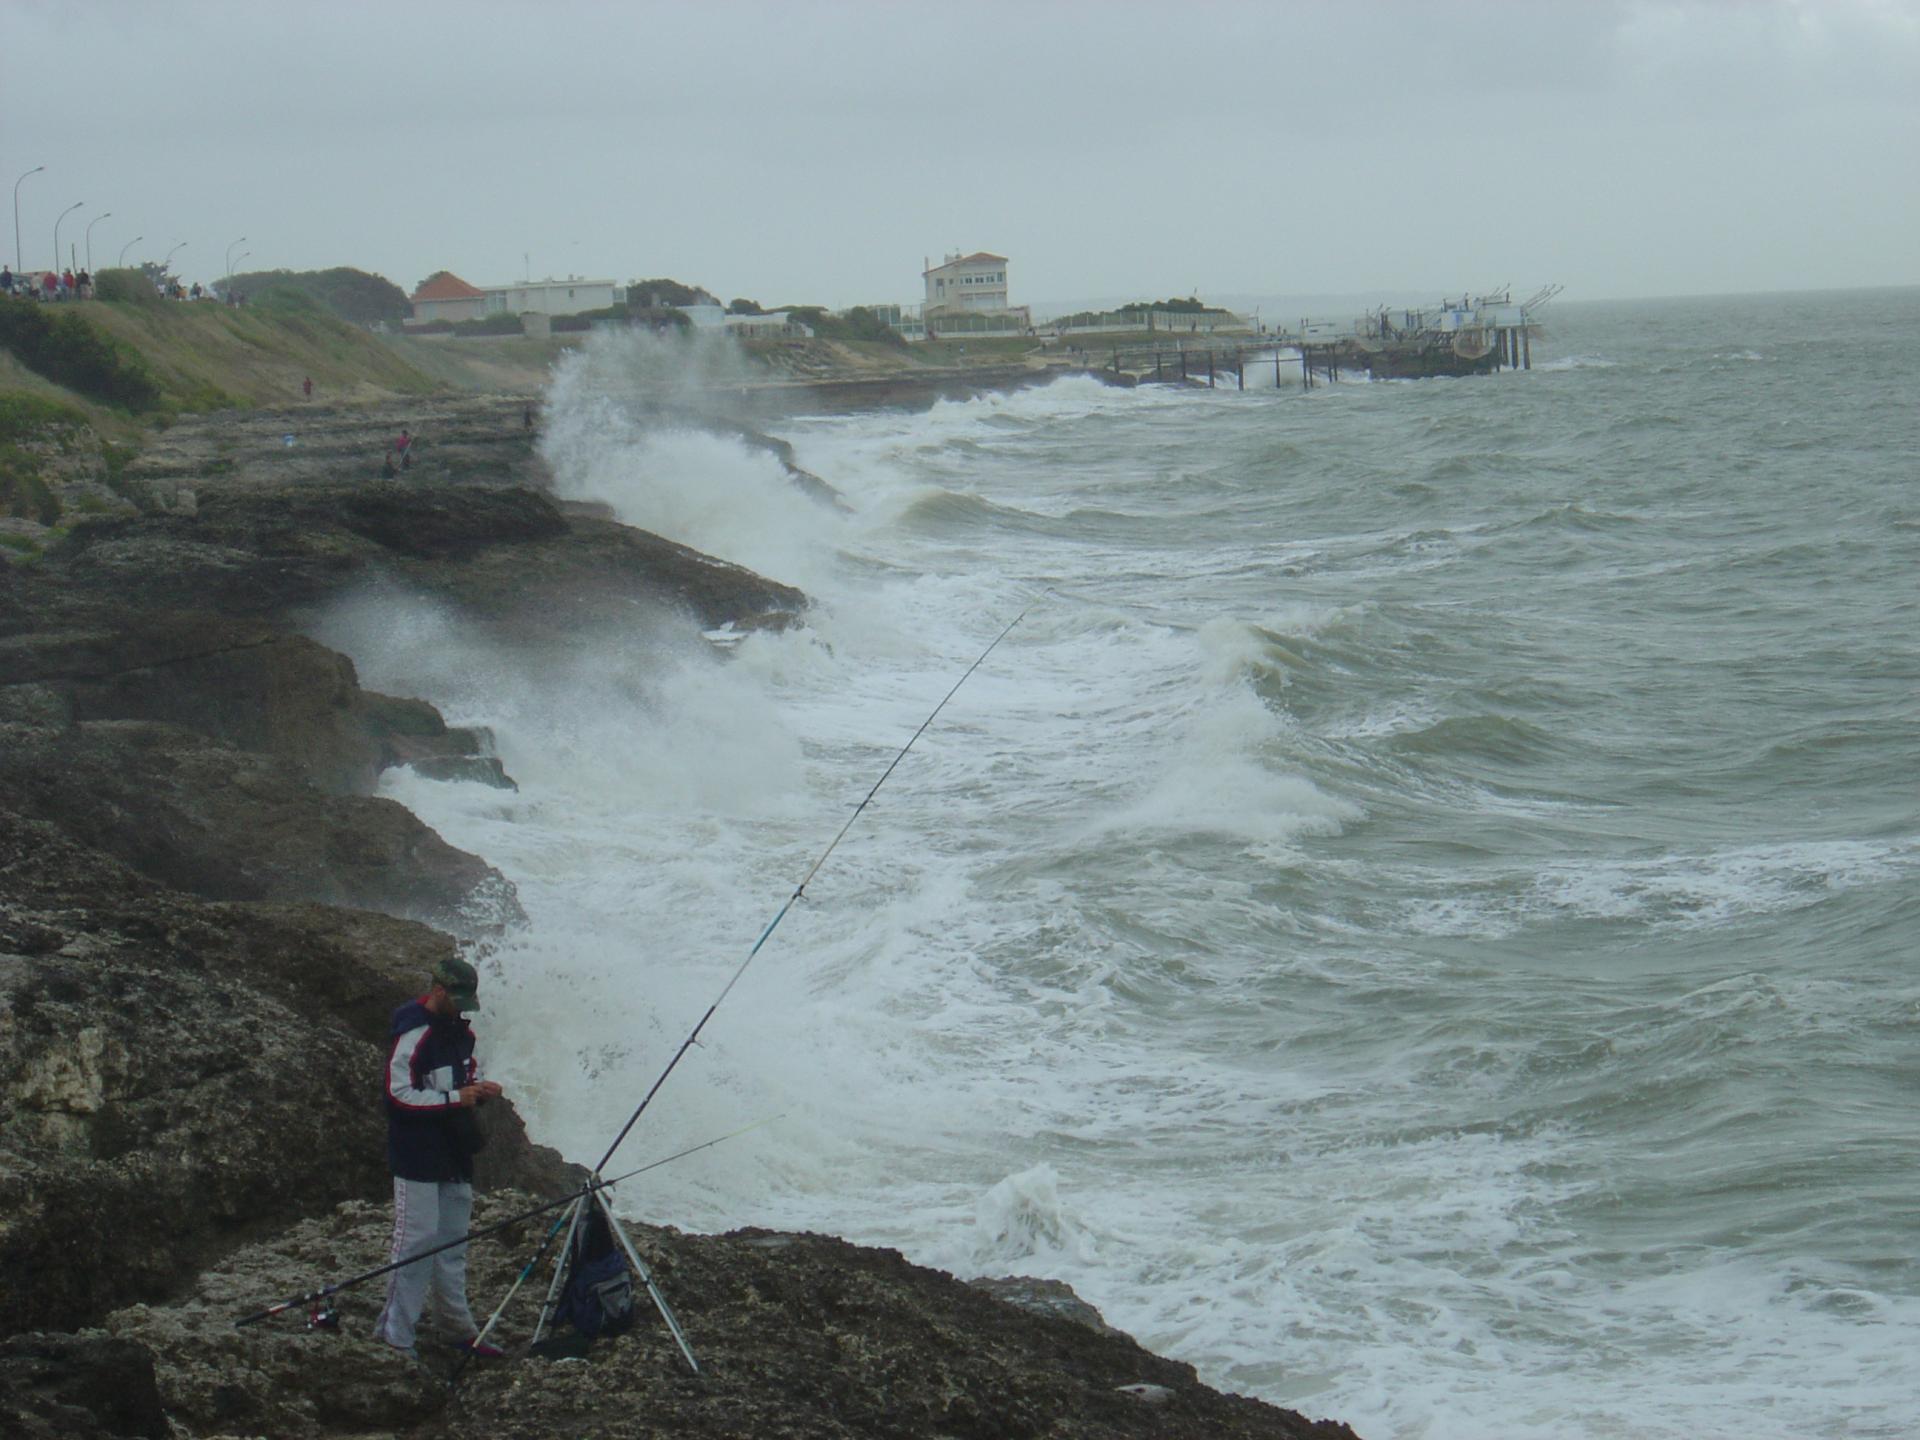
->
xmin=81 ymin=1196 xmax=1357 ymax=1440
xmin=0 ymin=808 xmax=577 ymax=1339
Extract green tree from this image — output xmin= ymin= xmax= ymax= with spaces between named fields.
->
xmin=625 ymin=278 xmax=715 ymax=309
xmin=218 ymin=267 xmax=410 ymax=325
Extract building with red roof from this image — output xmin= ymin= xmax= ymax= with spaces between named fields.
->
xmin=409 ymin=271 xmax=489 ymax=324
xmin=407 ymin=271 xmax=621 ymax=328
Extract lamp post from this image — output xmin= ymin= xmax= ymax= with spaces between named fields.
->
xmin=53 ymin=201 xmax=83 ymax=280
xmin=13 ymin=164 xmax=43 ymax=273
xmin=225 ymin=235 xmax=246 ymax=286
xmin=85 ymin=211 xmax=112 ymax=273
xmin=118 ymin=235 xmax=143 ymax=267
xmin=162 ymin=242 xmax=187 ymax=285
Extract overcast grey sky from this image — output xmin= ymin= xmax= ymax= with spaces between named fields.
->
xmin=5 ymin=0 xmax=1916 ymax=309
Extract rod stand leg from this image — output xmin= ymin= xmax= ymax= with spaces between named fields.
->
xmin=592 ymin=1187 xmax=700 ymax=1374
xmin=531 ymin=1194 xmax=587 ymax=1346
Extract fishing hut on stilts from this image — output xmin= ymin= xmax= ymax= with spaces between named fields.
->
xmin=1104 ymin=285 xmax=1561 ymax=391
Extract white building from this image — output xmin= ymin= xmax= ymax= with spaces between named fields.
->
xmin=924 ymin=251 xmax=1012 ymax=316
xmin=409 ymin=270 xmax=619 ymax=326
xmin=481 ymin=276 xmax=619 ymax=317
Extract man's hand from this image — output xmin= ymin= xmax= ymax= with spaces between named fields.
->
xmin=457 ymin=1082 xmax=504 ymax=1107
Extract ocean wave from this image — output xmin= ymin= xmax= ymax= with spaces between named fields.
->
xmin=1385 ymin=713 xmax=1560 ymax=764
xmin=1530 ymin=839 xmax=1917 ymax=931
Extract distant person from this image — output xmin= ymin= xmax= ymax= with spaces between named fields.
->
xmin=61 ymin=269 xmax=75 ymax=300
xmin=190 ymin=282 xmax=202 ymax=300
xmin=76 ymin=269 xmax=91 ymax=298
xmin=394 ymin=428 xmax=413 ymax=471
xmin=42 ymin=271 xmax=57 ymax=301
xmin=382 ymin=451 xmax=398 ymax=479
xmin=303 ymin=376 xmax=314 ymax=400
xmin=0 ymin=265 xmax=13 ymax=295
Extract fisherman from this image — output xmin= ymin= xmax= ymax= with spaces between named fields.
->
xmin=373 ymin=956 xmax=506 ymax=1360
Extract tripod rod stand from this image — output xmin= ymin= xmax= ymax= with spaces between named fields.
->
xmin=478 ymin=1175 xmax=698 ymax=1373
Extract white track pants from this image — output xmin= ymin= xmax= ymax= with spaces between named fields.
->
xmin=372 ymin=1177 xmax=476 ymax=1350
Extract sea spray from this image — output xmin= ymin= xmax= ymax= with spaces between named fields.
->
xmin=329 ymin=290 xmax=1920 ymax=1439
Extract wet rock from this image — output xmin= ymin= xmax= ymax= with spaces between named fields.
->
xmin=0 ymin=720 xmax=516 ymax=930
xmin=968 ymin=1274 xmax=1125 ymax=1336
xmin=405 ymin=755 xmax=517 ymax=790
xmin=0 ymin=1330 xmax=167 ymax=1439
xmin=91 ymin=1200 xmax=1358 ymax=1440
xmin=0 ymin=809 xmax=577 ymax=1339
xmin=0 ymin=595 xmax=507 ymax=796
xmin=50 ymin=480 xmax=805 ymax=638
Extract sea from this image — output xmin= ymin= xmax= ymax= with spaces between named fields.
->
xmin=319 ymin=286 xmax=1920 ymax=1439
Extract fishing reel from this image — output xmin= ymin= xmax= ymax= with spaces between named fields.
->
xmin=305 ymin=1304 xmax=340 ymax=1332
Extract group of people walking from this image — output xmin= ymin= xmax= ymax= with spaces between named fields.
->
xmin=1 ymin=264 xmax=92 ymax=300
xmin=0 ymin=264 xmax=248 ymax=304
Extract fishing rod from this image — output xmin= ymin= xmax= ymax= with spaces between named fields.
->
xmin=233 ymin=1114 xmax=779 ymax=1328
xmin=239 ymin=609 xmax=1023 ymax=1333
xmin=588 ymin=606 xmax=1027 ymax=1178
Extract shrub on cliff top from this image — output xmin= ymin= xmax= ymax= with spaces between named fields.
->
xmin=94 ymin=267 xmax=165 ymax=305
xmin=221 ymin=266 xmax=410 ymax=325
xmin=0 ymin=300 xmax=162 ymax=411
xmin=625 ymin=277 xmax=715 ymax=309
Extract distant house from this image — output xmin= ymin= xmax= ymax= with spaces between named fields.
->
xmin=409 ymin=271 xmax=488 ymax=325
xmin=407 ymin=270 xmax=619 ymax=327
xmin=924 ymin=252 xmax=1009 ymax=315
xmin=481 ymin=276 xmax=619 ymax=318
xmin=922 ymin=250 xmax=1030 ymax=335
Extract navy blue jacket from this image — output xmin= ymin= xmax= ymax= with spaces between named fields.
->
xmin=383 ymin=997 xmax=479 ymax=1183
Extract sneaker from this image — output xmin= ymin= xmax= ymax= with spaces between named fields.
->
xmin=456 ymin=1337 xmax=506 ymax=1360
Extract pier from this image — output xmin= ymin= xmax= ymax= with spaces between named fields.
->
xmin=1096 ymin=285 xmax=1561 ymax=390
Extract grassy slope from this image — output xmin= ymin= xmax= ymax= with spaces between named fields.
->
xmin=379 ymin=331 xmax=582 ymax=393
xmin=0 ymin=295 xmax=447 ymax=529
xmin=77 ymin=296 xmax=438 ymax=411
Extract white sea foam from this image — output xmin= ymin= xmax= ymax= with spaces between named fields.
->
xmin=314 ymin=301 xmax=1920 ymax=1440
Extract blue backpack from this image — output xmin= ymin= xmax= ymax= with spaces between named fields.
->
xmin=556 ymin=1208 xmax=635 ymax=1341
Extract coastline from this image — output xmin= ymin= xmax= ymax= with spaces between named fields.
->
xmin=0 ymin=388 xmax=1359 ymax=1439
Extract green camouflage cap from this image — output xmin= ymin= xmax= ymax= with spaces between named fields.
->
xmin=432 ymin=956 xmax=481 ymax=1013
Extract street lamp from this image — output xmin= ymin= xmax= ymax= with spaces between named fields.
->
xmin=53 ymin=201 xmax=83 ymax=278
xmin=13 ymin=164 xmax=43 ymax=273
xmin=118 ymin=235 xmax=143 ymax=267
xmin=85 ymin=211 xmax=112 ymax=273
xmin=225 ymin=235 xmax=247 ymax=284
xmin=162 ymin=241 xmax=187 ymax=283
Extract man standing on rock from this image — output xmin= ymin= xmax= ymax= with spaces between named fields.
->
xmin=374 ymin=956 xmax=506 ymax=1359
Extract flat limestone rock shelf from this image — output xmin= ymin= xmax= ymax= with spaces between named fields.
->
xmin=71 ymin=1194 xmax=1360 ymax=1440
